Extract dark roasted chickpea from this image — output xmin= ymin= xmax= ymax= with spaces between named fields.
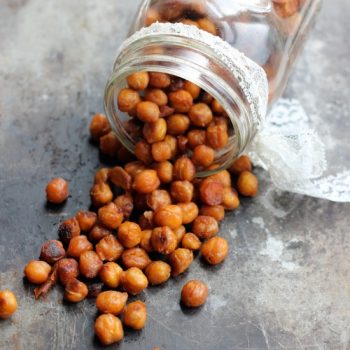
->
xmin=154 ymin=204 xmax=183 ymax=230
xmin=46 ymin=177 xmax=69 ymax=204
xmin=76 ymin=211 xmax=97 ymax=232
xmin=99 ymin=262 xmax=123 ymax=289
xmin=177 ymin=135 xmax=188 ymax=154
xmin=114 ymin=193 xmax=134 ymax=219
xmin=121 ymin=267 xmax=148 ymax=295
xmin=127 ymin=72 xmax=149 ymax=91
xmin=124 ymin=301 xmax=147 ymax=330
xmin=168 ymin=76 xmax=184 ymax=92
xmin=222 ymin=188 xmax=240 ymax=210
xmin=118 ymin=88 xmax=141 ymax=115
xmin=166 ymin=114 xmax=190 ymax=136
xmin=94 ymin=168 xmax=110 ymax=184
xmin=187 ymin=129 xmax=207 ymax=149
xmin=136 ymin=101 xmax=160 ymax=123
xmin=98 ymin=203 xmax=124 ymax=230
xmin=206 ymin=169 xmax=232 ymax=188
xmin=124 ymin=161 xmax=146 ymax=178
xmin=201 ymin=237 xmax=229 ymax=265
xmin=192 ymin=145 xmax=215 ymax=168
xmin=124 ymin=118 xmax=143 ymax=140
xmin=145 ymin=261 xmax=171 ymax=285
xmin=147 ymin=190 xmax=172 ymax=211
xmin=122 ymin=248 xmax=151 ymax=270
xmin=99 ymin=132 xmax=120 ymax=157
xmin=140 ymin=230 xmax=153 ymax=253
xmin=154 ymin=161 xmax=173 ymax=184
xmin=160 ymin=105 xmax=175 ymax=118
xmin=206 ymin=124 xmax=228 ymax=150
xmin=0 ymin=290 xmax=18 ymax=319
xmin=109 ymin=166 xmax=132 ymax=191
xmin=197 ymin=17 xmax=217 ymax=35
xmin=67 ymin=235 xmax=93 ymax=259
xmin=145 ymin=88 xmax=168 ymax=106
xmin=90 ymin=182 xmax=113 ymax=208
xmin=118 ymin=222 xmax=142 ymax=248
xmin=143 ymin=118 xmax=167 ymax=144
xmin=173 ymin=156 xmax=195 ymax=181
xmin=88 ymin=224 xmax=111 ymax=243
xmin=133 ymin=170 xmax=160 ymax=194
xmin=95 ymin=314 xmax=124 ymax=346
xmin=57 ymin=258 xmax=79 ymax=286
xmin=181 ymin=280 xmax=208 ymax=308
xmin=178 ymin=202 xmax=199 ymax=225
xmin=170 ymin=180 xmax=193 ymax=203
xmin=164 ymin=135 xmax=178 ymax=158
xmin=192 ymin=216 xmax=219 ymax=240
xmin=79 ymin=251 xmax=103 ymax=278
xmin=174 ymin=225 xmax=186 ymax=245
xmin=152 ymin=141 xmax=172 ymax=162
xmin=151 ymin=227 xmax=177 ymax=255
xmin=89 ymin=113 xmax=111 ymax=141
xmin=24 ymin=260 xmax=51 ymax=284
xmin=96 ymin=234 xmax=124 ymax=262
xmin=201 ymin=91 xmax=214 ymax=105
xmin=96 ymin=291 xmax=128 ymax=315
xmin=237 ymin=171 xmax=258 ymax=197
xmin=64 ymin=278 xmax=88 ymax=303
xmin=189 ymin=103 xmax=213 ymax=127
xmin=87 ymin=283 xmax=104 ymax=299
xmin=229 ymin=155 xmax=252 ymax=175
xmin=169 ymin=90 xmax=193 ymax=113
xmin=183 ymin=81 xmax=201 ymax=99
xmin=40 ymin=240 xmax=66 ymax=265
xmin=200 ymin=205 xmax=225 ymax=221
xmin=199 ymin=179 xmax=224 ymax=206
xmin=133 ymin=193 xmax=148 ymax=212
xmin=134 ymin=141 xmax=153 ymax=165
xmin=182 ymin=233 xmax=201 ymax=251
xmin=168 ymin=248 xmax=193 ymax=277
xmin=58 ymin=217 xmax=81 ymax=245
xmin=138 ymin=211 xmax=154 ymax=230
xmin=149 ymin=72 xmax=171 ymax=89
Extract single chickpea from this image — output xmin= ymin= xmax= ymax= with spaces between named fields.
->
xmin=189 ymin=103 xmax=213 ymax=127
xmin=199 ymin=205 xmax=225 ymax=221
xmin=57 ymin=217 xmax=81 ymax=245
xmin=201 ymin=236 xmax=229 ymax=265
xmin=151 ymin=227 xmax=177 ymax=255
xmin=237 ymin=171 xmax=258 ymax=197
xmin=109 ymin=166 xmax=132 ymax=191
xmin=164 ymin=135 xmax=178 ymax=158
xmin=95 ymin=314 xmax=124 ymax=346
xmin=124 ymin=301 xmax=147 ymax=330
xmin=96 ymin=291 xmax=128 ymax=315
xmin=118 ymin=88 xmax=141 ymax=115
xmin=99 ymin=132 xmax=120 ymax=157
xmin=174 ymin=225 xmax=186 ymax=245
xmin=99 ymin=262 xmax=123 ymax=289
xmin=168 ymin=248 xmax=193 ymax=276
xmin=222 ymin=187 xmax=240 ymax=210
xmin=182 ymin=233 xmax=202 ymax=251
xmin=94 ymin=168 xmax=110 ymax=184
xmin=229 ymin=155 xmax=252 ymax=175
xmin=152 ymin=141 xmax=172 ymax=162
xmin=89 ymin=113 xmax=111 ymax=141
xmin=140 ymin=230 xmax=153 ymax=253
xmin=170 ymin=180 xmax=194 ymax=203
xmin=206 ymin=169 xmax=232 ymax=188
xmin=183 ymin=81 xmax=201 ymax=99
xmin=197 ymin=18 xmax=217 ymax=35
xmin=206 ymin=124 xmax=229 ymax=150
xmin=79 ymin=251 xmax=103 ymax=278
xmin=134 ymin=141 xmax=153 ymax=165
xmin=88 ymin=224 xmax=111 ymax=243
xmin=0 ymin=290 xmax=18 ymax=319
xmin=173 ymin=156 xmax=196 ymax=181
xmin=211 ymin=99 xmax=226 ymax=114
xmin=75 ymin=211 xmax=97 ymax=232
xmin=192 ymin=145 xmax=215 ymax=168
xmin=40 ymin=240 xmax=66 ymax=265
xmin=121 ymin=248 xmax=151 ymax=270
xmin=114 ymin=193 xmax=134 ymax=220
xmin=166 ymin=114 xmax=190 ymax=136
xmin=168 ymin=76 xmax=184 ymax=92
xmin=64 ymin=278 xmax=88 ymax=303
xmin=149 ymin=72 xmax=171 ymax=89
xmin=168 ymin=90 xmax=193 ymax=113
xmin=177 ymin=135 xmax=189 ymax=154
xmin=147 ymin=189 xmax=172 ymax=211
xmin=127 ymin=72 xmax=150 ymax=91
xmin=96 ymin=234 xmax=124 ymax=262
xmin=138 ymin=211 xmax=154 ymax=230
xmin=133 ymin=170 xmax=160 ymax=194
xmin=118 ymin=222 xmax=142 ymax=248
xmin=154 ymin=161 xmax=174 ymax=184
xmin=121 ymin=267 xmax=148 ymax=295
xmin=24 ymin=260 xmax=51 ymax=284
xmin=143 ymin=118 xmax=167 ymax=144
xmin=192 ymin=216 xmax=219 ymax=240
xmin=124 ymin=161 xmax=146 ymax=178
xmin=136 ymin=101 xmax=160 ymax=123
xmin=98 ymin=203 xmax=124 ymax=230
xmin=181 ymin=280 xmax=208 ymax=307
xmin=46 ymin=177 xmax=69 ymax=204
xmin=90 ymin=182 xmax=113 ymax=208
xmin=145 ymin=261 xmax=171 ymax=285
xmin=160 ymin=105 xmax=175 ymax=118
xmin=199 ymin=179 xmax=224 ymax=206
xmin=153 ymin=204 xmax=183 ymax=230
xmin=187 ymin=129 xmax=207 ymax=149
xmin=145 ymin=88 xmax=168 ymax=106
xmin=57 ymin=258 xmax=79 ymax=285
xmin=178 ymin=202 xmax=199 ymax=225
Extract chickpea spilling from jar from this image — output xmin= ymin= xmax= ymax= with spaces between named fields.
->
xmin=22 ymin=70 xmax=259 ymax=346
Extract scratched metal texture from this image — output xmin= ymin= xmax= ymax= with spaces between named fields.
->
xmin=0 ymin=1 xmax=350 ymax=349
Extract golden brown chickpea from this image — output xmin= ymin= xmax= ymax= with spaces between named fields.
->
xmin=95 ymin=314 xmax=124 ymax=345
xmin=133 ymin=169 xmax=160 ymax=194
xmin=182 ymin=233 xmax=201 ymax=251
xmin=58 ymin=217 xmax=81 ymax=245
xmin=178 ymin=202 xmax=199 ymax=225
xmin=183 ymin=81 xmax=201 ymax=99
xmin=145 ymin=261 xmax=171 ymax=285
xmin=201 ymin=236 xmax=229 ymax=265
xmin=96 ymin=234 xmax=124 ymax=262
xmin=99 ymin=132 xmax=120 ymax=157
xmin=89 ymin=113 xmax=111 ymax=141
xmin=127 ymin=72 xmax=149 ymax=91
xmin=168 ymin=248 xmax=193 ymax=277
xmin=147 ymin=190 xmax=172 ymax=211
xmin=109 ymin=166 xmax=132 ymax=191
xmin=174 ymin=225 xmax=186 ymax=245
xmin=166 ymin=114 xmax=190 ymax=136
xmin=118 ymin=222 xmax=142 ymax=248
xmin=170 ymin=180 xmax=193 ymax=203
xmin=124 ymin=301 xmax=147 ymax=330
xmin=192 ymin=145 xmax=215 ymax=168
xmin=213 ymin=116 xmax=229 ymax=127
xmin=169 ymin=90 xmax=193 ymax=113
xmin=136 ymin=101 xmax=160 ymax=123
xmin=152 ymin=141 xmax=172 ymax=162
xmin=88 ymin=224 xmax=111 ymax=243
xmin=164 ymin=135 xmax=178 ymax=158
xmin=46 ymin=177 xmax=69 ymax=204
xmin=124 ymin=161 xmax=146 ymax=179
xmin=94 ymin=168 xmax=110 ymax=184
xmin=98 ymin=203 xmax=124 ymax=230
xmin=112 ymin=194 xmax=132 ymax=220
xmin=211 ymin=99 xmax=225 ymax=114
xmin=154 ymin=161 xmax=173 ymax=184
xmin=64 ymin=278 xmax=88 ymax=303
xmin=199 ymin=205 xmax=225 ymax=221
xmin=118 ymin=88 xmax=141 ymax=115
xmin=181 ymin=280 xmax=208 ymax=307
xmin=192 ymin=216 xmax=219 ymax=240
xmin=173 ymin=156 xmax=196 ymax=181
xmin=138 ymin=211 xmax=154 ymax=230
xmin=40 ymin=240 xmax=66 ymax=265
xmin=187 ymin=129 xmax=207 ymax=149
xmin=57 ymin=258 xmax=79 ymax=285
xmin=99 ymin=262 xmax=123 ymax=289
xmin=143 ymin=118 xmax=167 ymax=144
xmin=197 ymin=18 xmax=217 ymax=35
xmin=149 ymin=72 xmax=171 ymax=89
xmin=206 ymin=169 xmax=232 ymax=188
xmin=67 ymin=235 xmax=93 ymax=259
xmin=79 ymin=251 xmax=103 ymax=278
xmin=222 ymin=188 xmax=240 ymax=210
xmin=90 ymin=182 xmax=113 ymax=208
xmin=206 ymin=124 xmax=228 ymax=150
xmin=140 ymin=230 xmax=153 ymax=253
xmin=134 ymin=141 xmax=153 ymax=165
xmin=151 ymin=227 xmax=177 ymax=255
xmin=96 ymin=291 xmax=128 ymax=315
xmin=121 ymin=267 xmax=148 ymax=295
xmin=237 ymin=171 xmax=258 ymax=197
xmin=153 ymin=204 xmax=183 ymax=230
xmin=229 ymin=155 xmax=252 ymax=175
xmin=189 ymin=103 xmax=213 ymax=127
xmin=0 ymin=290 xmax=17 ymax=319
xmin=122 ymin=248 xmax=151 ymax=270
xmin=145 ymin=88 xmax=168 ymax=106
xmin=199 ymin=179 xmax=224 ymax=206
xmin=75 ymin=211 xmax=97 ymax=232
xmin=24 ymin=260 xmax=51 ymax=284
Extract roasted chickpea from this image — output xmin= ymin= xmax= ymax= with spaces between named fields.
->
xmin=187 ymin=129 xmax=207 ymax=149
xmin=140 ymin=230 xmax=153 ymax=253
xmin=192 ymin=216 xmax=219 ymax=240
xmin=183 ymin=81 xmax=201 ymax=99
xmin=75 ymin=211 xmax=97 ymax=232
xmin=189 ymin=103 xmax=213 ymax=127
xmin=166 ymin=114 xmax=190 ymax=136
xmin=95 ymin=314 xmax=124 ymax=345
xmin=138 ymin=211 xmax=154 ymax=230
xmin=168 ymin=248 xmax=193 ymax=276
xmin=118 ymin=222 xmax=142 ymax=248
xmin=99 ymin=132 xmax=120 ymax=157
xmin=206 ymin=169 xmax=232 ymax=188
xmin=121 ymin=267 xmax=148 ymax=295
xmin=168 ymin=90 xmax=193 ymax=113
xmin=143 ymin=118 xmax=167 ymax=144
xmin=133 ymin=170 xmax=160 ymax=194
xmin=88 ymin=224 xmax=111 ymax=243
xmin=154 ymin=204 xmax=183 ymax=230
xmin=152 ymin=141 xmax=172 ymax=162
xmin=154 ymin=161 xmax=174 ymax=184
xmin=46 ymin=177 xmax=69 ymax=204
xmin=124 ymin=301 xmax=147 ymax=330
xmin=122 ymin=248 xmax=151 ymax=270
xmin=57 ymin=258 xmax=79 ymax=285
xmin=136 ymin=101 xmax=160 ymax=123
xmin=182 ymin=233 xmax=201 ymax=251
xmin=201 ymin=237 xmax=229 ymax=265
xmin=206 ymin=124 xmax=228 ymax=150
xmin=181 ymin=280 xmax=208 ymax=307
xmin=197 ymin=18 xmax=217 ymax=35
xmin=164 ymin=135 xmax=178 ymax=158
xmin=118 ymin=88 xmax=141 ymax=115
xmin=96 ymin=291 xmax=128 ymax=315
xmin=24 ymin=260 xmax=51 ymax=284
xmin=177 ymin=135 xmax=188 ymax=154
xmin=114 ymin=193 xmax=134 ymax=220
xmin=178 ymin=202 xmax=199 ymax=225
xmin=237 ymin=171 xmax=258 ymax=197
xmin=0 ymin=290 xmax=17 ymax=319
xmin=145 ymin=261 xmax=171 ymax=285
xmin=229 ymin=155 xmax=252 ymax=175
xmin=109 ymin=166 xmax=132 ymax=191
xmin=96 ymin=234 xmax=124 ymax=262
xmin=145 ymin=88 xmax=168 ymax=106
xmin=170 ymin=180 xmax=193 ymax=203
xmin=147 ymin=190 xmax=172 ymax=211
xmin=211 ymin=99 xmax=225 ymax=114
xmin=199 ymin=205 xmax=225 ymax=221
xmin=79 ymin=251 xmax=103 ymax=278
xmin=173 ymin=156 xmax=196 ymax=181
xmin=124 ymin=161 xmax=146 ymax=178
xmin=222 ymin=188 xmax=240 ymax=210
xmin=89 ymin=113 xmax=111 ymax=141
xmin=40 ymin=240 xmax=66 ymax=265
xmin=192 ymin=145 xmax=215 ymax=168
xmin=98 ymin=203 xmax=124 ymax=230
xmin=274 ymin=0 xmax=299 ymax=18
xmin=90 ymin=182 xmax=113 ymax=208
xmin=174 ymin=225 xmax=186 ymax=244
xmin=200 ymin=91 xmax=214 ymax=105
xmin=151 ymin=227 xmax=177 ymax=255
xmin=199 ymin=179 xmax=224 ymax=206
xmin=134 ymin=141 xmax=153 ymax=165
xmin=168 ymin=76 xmax=184 ymax=92
xmin=64 ymin=278 xmax=88 ymax=303
xmin=94 ymin=168 xmax=110 ymax=184
xmin=160 ymin=105 xmax=175 ymax=118
xmin=127 ymin=72 xmax=149 ymax=90
xmin=57 ymin=217 xmax=81 ymax=245
xmin=149 ymin=72 xmax=171 ymax=89
xmin=99 ymin=262 xmax=123 ymax=289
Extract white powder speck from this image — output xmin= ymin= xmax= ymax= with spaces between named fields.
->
xmin=229 ymin=228 xmax=238 ymax=240
xmin=208 ymin=294 xmax=227 ymax=311
xmin=252 ymin=217 xmax=265 ymax=229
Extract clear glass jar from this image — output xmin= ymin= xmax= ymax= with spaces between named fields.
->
xmin=104 ymin=0 xmax=321 ymax=176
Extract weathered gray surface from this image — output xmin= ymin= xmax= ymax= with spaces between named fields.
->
xmin=0 ymin=1 xmax=350 ymax=349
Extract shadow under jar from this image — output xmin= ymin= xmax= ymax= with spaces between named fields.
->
xmin=105 ymin=0 xmax=321 ymax=176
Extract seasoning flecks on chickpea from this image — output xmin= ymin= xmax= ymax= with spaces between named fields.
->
xmin=201 ymin=236 xmax=229 ymax=265
xmin=118 ymin=221 xmax=142 ymax=248
xmin=133 ymin=169 xmax=160 ymax=194
xmin=99 ymin=132 xmax=120 ymax=157
xmin=237 ymin=171 xmax=259 ymax=197
xmin=173 ymin=156 xmax=195 ymax=182
xmin=182 ymin=233 xmax=202 ymax=251
xmin=88 ymin=224 xmax=111 ymax=243
xmin=229 ymin=155 xmax=252 ymax=175
xmin=145 ymin=261 xmax=171 ymax=285
xmin=124 ymin=301 xmax=147 ymax=330
xmin=151 ymin=226 xmax=178 ymax=255
xmin=181 ymin=280 xmax=208 ymax=308
xmin=127 ymin=72 xmax=149 ymax=91
xmin=168 ymin=248 xmax=193 ymax=277
xmin=99 ymin=262 xmax=123 ymax=289
xmin=199 ymin=205 xmax=225 ymax=222
xmin=58 ymin=217 xmax=81 ymax=245
xmin=57 ymin=258 xmax=79 ymax=286
xmin=192 ymin=216 xmax=219 ymax=240
xmin=153 ymin=204 xmax=183 ymax=230
xmin=79 ymin=251 xmax=103 ymax=279
xmin=178 ymin=202 xmax=199 ymax=225
xmin=118 ymin=88 xmax=141 ymax=115
xmin=75 ymin=211 xmax=97 ymax=232
xmin=96 ymin=291 xmax=128 ymax=315
xmin=96 ymin=234 xmax=124 ymax=262
xmin=121 ymin=248 xmax=151 ymax=270
xmin=192 ymin=145 xmax=215 ymax=168
xmin=0 ymin=290 xmax=18 ymax=319
xmin=40 ymin=240 xmax=66 ymax=265
xmin=168 ymin=90 xmax=193 ymax=113
xmin=95 ymin=314 xmax=124 ymax=346
xmin=189 ymin=103 xmax=213 ymax=127
xmin=90 ymin=182 xmax=113 ymax=208
xmin=136 ymin=101 xmax=160 ymax=123
xmin=121 ymin=267 xmax=148 ymax=295
xmin=24 ymin=260 xmax=51 ymax=285
xmin=46 ymin=177 xmax=69 ymax=204
xmin=89 ymin=113 xmax=111 ymax=141
xmin=98 ymin=203 xmax=124 ymax=230
xmin=64 ymin=278 xmax=88 ymax=303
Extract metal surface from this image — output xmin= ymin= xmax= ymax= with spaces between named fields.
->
xmin=0 ymin=1 xmax=350 ymax=349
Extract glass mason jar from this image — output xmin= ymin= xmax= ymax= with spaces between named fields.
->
xmin=104 ymin=0 xmax=321 ymax=176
